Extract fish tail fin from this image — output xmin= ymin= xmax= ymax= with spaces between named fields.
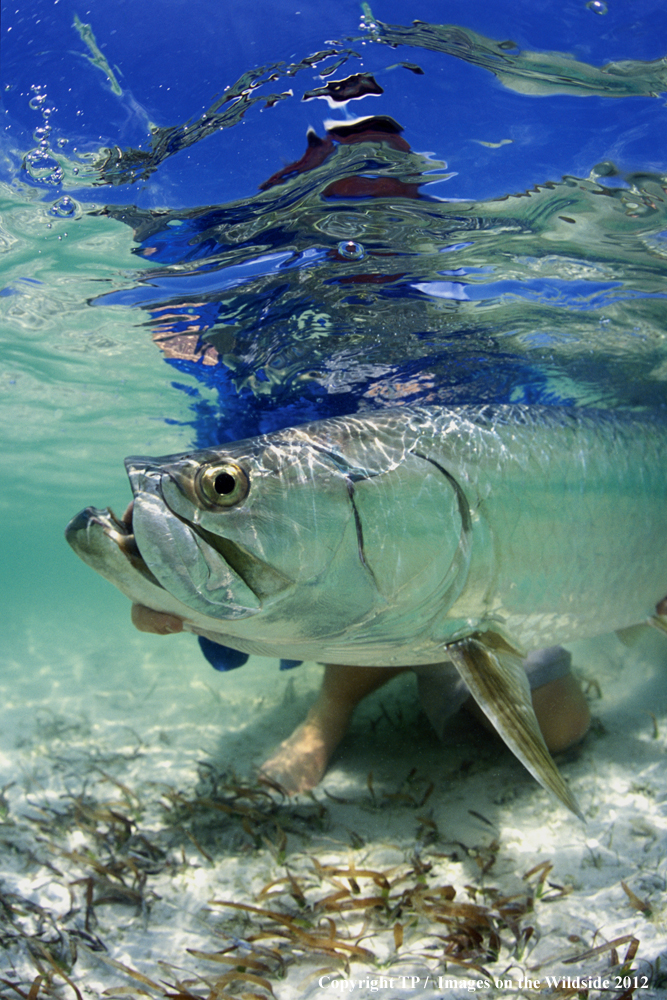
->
xmin=448 ymin=632 xmax=584 ymax=820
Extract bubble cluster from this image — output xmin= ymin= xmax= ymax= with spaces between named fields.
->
xmin=50 ymin=196 xmax=77 ymax=218
xmin=22 ymin=84 xmax=63 ymax=187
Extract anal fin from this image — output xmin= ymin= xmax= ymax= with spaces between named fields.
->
xmin=448 ymin=632 xmax=584 ymax=820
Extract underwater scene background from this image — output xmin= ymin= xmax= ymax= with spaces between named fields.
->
xmin=2 ymin=0 xmax=667 ymax=995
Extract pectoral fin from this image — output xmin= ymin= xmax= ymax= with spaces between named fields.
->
xmin=448 ymin=632 xmax=583 ymax=820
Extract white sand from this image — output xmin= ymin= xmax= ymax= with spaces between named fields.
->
xmin=1 ymin=617 xmax=666 ymax=998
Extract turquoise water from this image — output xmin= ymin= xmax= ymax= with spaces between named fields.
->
xmin=0 ymin=196 xmax=196 ymax=645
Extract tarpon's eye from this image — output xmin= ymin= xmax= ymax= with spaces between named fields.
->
xmin=196 ymin=462 xmax=250 ymax=508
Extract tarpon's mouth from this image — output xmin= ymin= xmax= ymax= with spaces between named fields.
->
xmin=108 ymin=501 xmax=165 ymax=588
xmin=67 ymin=502 xmax=164 ymax=589
xmin=103 ymin=500 xmax=138 ymax=556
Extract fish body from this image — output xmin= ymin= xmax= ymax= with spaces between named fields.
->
xmin=66 ymin=404 xmax=667 ymax=816
xmin=67 ymin=404 xmax=667 ymax=663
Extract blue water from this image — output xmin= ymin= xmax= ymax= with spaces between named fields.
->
xmin=2 ymin=1 xmax=667 ymax=987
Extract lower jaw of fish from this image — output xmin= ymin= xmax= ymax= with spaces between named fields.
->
xmin=101 ymin=500 xmax=137 ymax=554
xmin=105 ymin=502 xmax=164 ymax=587
xmin=66 ymin=502 xmax=163 ymax=589
xmin=99 ymin=500 xmax=140 ymax=556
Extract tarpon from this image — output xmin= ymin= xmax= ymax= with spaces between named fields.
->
xmin=66 ymin=404 xmax=667 ymax=816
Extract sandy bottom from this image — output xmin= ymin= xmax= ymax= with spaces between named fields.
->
xmin=1 ymin=621 xmax=666 ymax=999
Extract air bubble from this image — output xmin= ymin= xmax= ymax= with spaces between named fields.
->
xmin=50 ymin=196 xmax=76 ymax=218
xmin=586 ymin=0 xmax=608 ymax=13
xmin=337 ymin=239 xmax=365 ymax=260
xmin=24 ymin=84 xmax=67 ymax=187
xmin=23 ymin=148 xmax=63 ymax=185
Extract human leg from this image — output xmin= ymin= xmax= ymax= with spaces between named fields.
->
xmin=260 ymin=664 xmax=405 ymax=794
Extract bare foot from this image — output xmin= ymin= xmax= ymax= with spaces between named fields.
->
xmin=131 ymin=603 xmax=184 ymax=635
xmin=259 ymin=664 xmax=404 ymax=795
xmin=259 ymin=715 xmax=348 ymax=795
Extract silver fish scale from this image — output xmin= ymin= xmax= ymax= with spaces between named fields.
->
xmin=416 ymin=405 xmax=667 ymax=652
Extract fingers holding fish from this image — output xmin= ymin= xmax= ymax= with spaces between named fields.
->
xmin=131 ymin=603 xmax=184 ymax=635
